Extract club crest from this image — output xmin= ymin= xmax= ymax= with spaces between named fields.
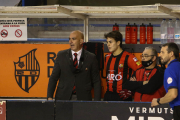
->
xmin=14 ymin=49 xmax=40 ymax=93
xmin=119 ymin=64 xmax=123 ymax=70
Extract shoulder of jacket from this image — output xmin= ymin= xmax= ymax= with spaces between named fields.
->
xmin=136 ymin=67 xmax=144 ymax=71
xmin=57 ymin=49 xmax=69 ymax=55
xmin=155 ymin=66 xmax=164 ymax=74
xmin=121 ymin=51 xmax=132 ymax=59
xmin=84 ymin=49 xmax=96 ymax=57
xmin=124 ymin=51 xmax=135 ymax=57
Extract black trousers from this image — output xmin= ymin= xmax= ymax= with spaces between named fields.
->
xmin=103 ymin=91 xmax=132 ymax=101
xmin=173 ymin=106 xmax=180 ymax=120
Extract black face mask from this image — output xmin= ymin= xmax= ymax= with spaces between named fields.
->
xmin=142 ymin=59 xmax=153 ymax=67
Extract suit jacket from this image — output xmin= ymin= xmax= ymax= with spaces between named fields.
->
xmin=47 ymin=48 xmax=101 ymax=101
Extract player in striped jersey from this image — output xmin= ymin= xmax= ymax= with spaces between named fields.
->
xmin=104 ymin=31 xmax=142 ymax=101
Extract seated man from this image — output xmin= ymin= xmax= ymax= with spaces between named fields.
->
xmin=123 ymin=46 xmax=166 ymax=102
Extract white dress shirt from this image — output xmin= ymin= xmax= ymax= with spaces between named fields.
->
xmin=71 ymin=48 xmax=82 ymax=65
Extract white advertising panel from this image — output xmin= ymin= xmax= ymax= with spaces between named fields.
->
xmin=0 ymin=18 xmax=27 ymax=41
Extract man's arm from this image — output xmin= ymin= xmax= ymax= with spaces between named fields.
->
xmin=127 ymin=54 xmax=142 ymax=71
xmin=151 ymin=88 xmax=178 ymax=107
xmin=123 ymin=72 xmax=144 ymax=91
xmin=136 ymin=68 xmax=164 ymax=94
xmin=47 ymin=52 xmax=61 ymax=100
xmin=122 ymin=54 xmax=143 ymax=91
xmin=91 ymin=55 xmax=101 ymax=101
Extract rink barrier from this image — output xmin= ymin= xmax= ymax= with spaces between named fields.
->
xmin=0 ymin=100 xmax=173 ymax=120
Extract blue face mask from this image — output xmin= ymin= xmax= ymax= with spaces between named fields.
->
xmin=142 ymin=59 xmax=153 ymax=67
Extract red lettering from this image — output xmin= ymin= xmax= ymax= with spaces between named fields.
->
xmin=3 ymin=25 xmax=9 ymax=27
xmin=10 ymin=25 xmax=20 ymax=27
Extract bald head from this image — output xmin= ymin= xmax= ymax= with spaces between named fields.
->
xmin=71 ymin=30 xmax=84 ymax=40
xmin=69 ymin=30 xmax=84 ymax=52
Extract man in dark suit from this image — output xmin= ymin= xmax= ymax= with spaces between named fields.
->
xmin=47 ymin=30 xmax=101 ymax=101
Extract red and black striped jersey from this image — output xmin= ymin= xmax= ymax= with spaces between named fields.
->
xmin=105 ymin=51 xmax=142 ymax=93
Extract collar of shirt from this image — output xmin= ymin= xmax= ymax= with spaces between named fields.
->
xmin=71 ymin=48 xmax=82 ymax=63
xmin=168 ymin=59 xmax=178 ymax=66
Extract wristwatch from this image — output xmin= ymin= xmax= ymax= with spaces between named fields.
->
xmin=157 ymin=98 xmax=161 ymax=105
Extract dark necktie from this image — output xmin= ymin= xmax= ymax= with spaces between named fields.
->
xmin=73 ymin=53 xmax=78 ymax=94
xmin=73 ymin=53 xmax=78 ymax=69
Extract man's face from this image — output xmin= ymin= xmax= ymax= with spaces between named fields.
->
xmin=106 ymin=37 xmax=120 ymax=53
xmin=159 ymin=46 xmax=170 ymax=65
xmin=141 ymin=49 xmax=154 ymax=62
xmin=69 ymin=32 xmax=83 ymax=52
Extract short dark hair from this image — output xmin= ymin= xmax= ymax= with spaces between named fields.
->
xmin=104 ymin=31 xmax=122 ymax=47
xmin=162 ymin=42 xmax=179 ymax=59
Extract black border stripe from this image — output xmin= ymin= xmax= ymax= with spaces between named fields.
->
xmin=31 ymin=51 xmax=32 ymax=70
xmin=32 ymin=76 xmax=35 ymax=85
xmin=113 ymin=53 xmax=123 ymax=92
xmin=168 ymin=86 xmax=178 ymax=89
xmin=26 ymin=56 xmax=27 ymax=70
xmin=32 ymin=51 xmax=34 ymax=70
xmin=36 ymin=59 xmax=37 ymax=70
xmin=28 ymin=53 xmax=30 ymax=70
xmin=25 ymin=76 xmax=28 ymax=92
xmin=122 ymin=55 xmax=129 ymax=85
xmin=106 ymin=55 xmax=113 ymax=91
xmin=18 ymin=76 xmax=22 ymax=88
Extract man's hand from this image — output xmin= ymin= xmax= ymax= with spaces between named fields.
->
xmin=143 ymin=81 xmax=149 ymax=85
xmin=130 ymin=77 xmax=136 ymax=81
xmin=48 ymin=97 xmax=53 ymax=100
xmin=151 ymin=98 xmax=159 ymax=107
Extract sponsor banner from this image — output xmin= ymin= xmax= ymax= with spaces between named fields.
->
xmin=71 ymin=102 xmax=173 ymax=120
xmin=0 ymin=44 xmax=141 ymax=97
xmin=0 ymin=18 xmax=27 ymax=41
xmin=0 ymin=101 xmax=6 ymax=120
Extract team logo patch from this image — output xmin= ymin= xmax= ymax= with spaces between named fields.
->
xmin=133 ymin=57 xmax=138 ymax=62
xmin=14 ymin=49 xmax=40 ymax=93
xmin=167 ymin=77 xmax=173 ymax=84
xmin=136 ymin=61 xmax=141 ymax=66
xmin=119 ymin=64 xmax=123 ymax=69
